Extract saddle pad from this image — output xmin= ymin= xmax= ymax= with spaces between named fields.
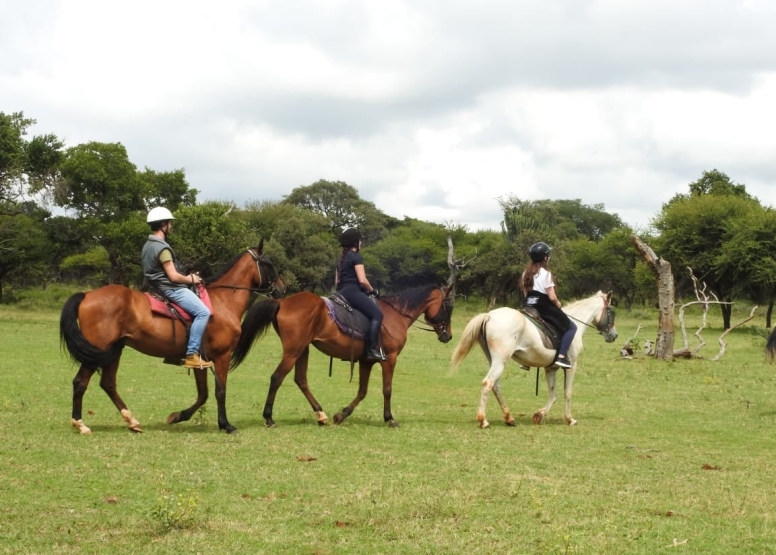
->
xmin=322 ymin=293 xmax=369 ymax=340
xmin=519 ymin=307 xmax=560 ymax=350
xmin=146 ymin=284 xmax=214 ymax=323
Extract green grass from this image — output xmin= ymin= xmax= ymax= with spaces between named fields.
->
xmin=1 ymin=301 xmax=775 ymax=554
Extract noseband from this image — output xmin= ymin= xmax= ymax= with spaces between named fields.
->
xmin=422 ymin=290 xmax=453 ymax=338
xmin=205 ymin=247 xmax=282 ymax=296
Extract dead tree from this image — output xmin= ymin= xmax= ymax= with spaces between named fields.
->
xmin=631 ymin=235 xmax=675 ymax=360
xmin=675 ymin=268 xmax=758 ymax=360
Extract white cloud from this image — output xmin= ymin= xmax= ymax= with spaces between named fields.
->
xmin=2 ymin=0 xmax=775 ymax=233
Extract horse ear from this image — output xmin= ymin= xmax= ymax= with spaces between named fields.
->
xmin=257 ymin=238 xmax=264 ymax=254
xmin=606 ymin=291 xmax=613 ymax=304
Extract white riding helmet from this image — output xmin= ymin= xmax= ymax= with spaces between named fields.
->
xmin=146 ymin=207 xmax=176 ymax=223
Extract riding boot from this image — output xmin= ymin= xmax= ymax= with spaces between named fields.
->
xmin=365 ymin=320 xmax=386 ymax=361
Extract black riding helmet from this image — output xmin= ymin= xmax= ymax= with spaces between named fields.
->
xmin=528 ymin=242 xmax=551 ymax=262
xmin=340 ymin=227 xmax=363 ymax=249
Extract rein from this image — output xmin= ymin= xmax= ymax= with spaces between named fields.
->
xmin=202 ymin=248 xmax=281 ymax=297
xmin=567 ymin=297 xmax=614 ymax=334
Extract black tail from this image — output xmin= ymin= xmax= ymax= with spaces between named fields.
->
xmin=230 ymin=299 xmax=280 ymax=369
xmin=766 ymin=326 xmax=776 ymax=363
xmin=60 ymin=293 xmax=120 ymax=368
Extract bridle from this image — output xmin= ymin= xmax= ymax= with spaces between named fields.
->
xmin=568 ymin=295 xmax=615 ymax=335
xmin=204 ymin=247 xmax=283 ymax=297
xmin=386 ymin=286 xmax=453 ymax=339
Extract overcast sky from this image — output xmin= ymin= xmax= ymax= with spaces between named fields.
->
xmin=3 ymin=0 xmax=775 ymax=231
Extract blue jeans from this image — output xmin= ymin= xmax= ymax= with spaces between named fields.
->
xmin=558 ymin=320 xmax=577 ymax=358
xmin=162 ymin=287 xmax=211 ymax=355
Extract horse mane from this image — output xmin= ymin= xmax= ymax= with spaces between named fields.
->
xmin=383 ymin=284 xmax=438 ymax=312
xmin=565 ymin=290 xmax=604 ymax=310
xmin=205 ymin=251 xmax=246 ymax=282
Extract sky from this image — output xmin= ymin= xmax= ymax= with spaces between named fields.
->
xmin=3 ymin=0 xmax=776 ymax=232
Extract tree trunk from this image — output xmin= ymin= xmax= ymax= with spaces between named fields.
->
xmin=631 ymin=235 xmax=675 ymax=360
xmin=767 ymin=299 xmax=774 ymax=329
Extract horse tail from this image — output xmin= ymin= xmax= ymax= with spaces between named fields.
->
xmin=450 ymin=313 xmax=490 ymax=374
xmin=766 ymin=325 xmax=776 ymax=363
xmin=59 ymin=293 xmax=119 ymax=368
xmin=230 ymin=298 xmax=280 ymax=369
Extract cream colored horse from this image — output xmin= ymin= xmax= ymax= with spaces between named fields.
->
xmin=451 ymin=291 xmax=617 ymax=428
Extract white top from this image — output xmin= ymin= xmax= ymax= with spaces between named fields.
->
xmin=529 ymin=267 xmax=555 ymax=294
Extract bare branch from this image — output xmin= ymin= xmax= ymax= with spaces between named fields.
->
xmin=711 ymin=306 xmax=758 ymax=361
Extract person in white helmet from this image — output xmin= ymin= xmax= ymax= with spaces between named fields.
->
xmin=141 ymin=207 xmax=213 ymax=369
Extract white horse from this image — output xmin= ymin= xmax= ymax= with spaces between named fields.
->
xmin=451 ymin=291 xmax=617 ymax=428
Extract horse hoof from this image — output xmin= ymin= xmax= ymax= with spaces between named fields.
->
xmin=265 ymin=421 xmax=276 ymax=428
xmin=387 ymin=420 xmax=400 ymax=428
xmin=129 ymin=426 xmax=143 ymax=433
xmin=566 ymin=418 xmax=578 ymax=426
xmin=333 ymin=413 xmax=344 ymax=425
xmin=479 ymin=420 xmax=490 ymax=429
xmin=222 ymin=425 xmax=238 ymax=434
xmin=167 ymin=412 xmax=180 ymax=425
xmin=505 ymin=419 xmax=516 ymax=427
xmin=532 ymin=413 xmax=544 ymax=425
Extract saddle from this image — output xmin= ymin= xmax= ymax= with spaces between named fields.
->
xmin=145 ymin=284 xmax=214 ymax=324
xmin=519 ymin=307 xmax=561 ymax=350
xmin=322 ymin=292 xmax=369 ymax=340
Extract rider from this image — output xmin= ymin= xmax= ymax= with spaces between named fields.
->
xmin=141 ymin=207 xmax=214 ymax=369
xmin=335 ymin=227 xmax=386 ymax=361
xmin=520 ymin=242 xmax=577 ymax=369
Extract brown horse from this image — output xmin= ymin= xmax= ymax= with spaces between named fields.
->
xmin=230 ymin=284 xmax=455 ymax=427
xmin=59 ymin=241 xmax=285 ymax=434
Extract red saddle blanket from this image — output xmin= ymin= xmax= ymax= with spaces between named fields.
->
xmin=145 ymin=284 xmax=213 ymax=323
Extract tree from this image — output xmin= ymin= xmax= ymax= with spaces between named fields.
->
xmin=0 ymin=111 xmax=64 ymax=214
xmin=653 ymin=170 xmax=770 ymax=329
xmin=56 ymin=141 xmax=199 ymax=285
xmin=0 ymin=212 xmax=47 ymax=301
xmin=239 ymin=200 xmax=337 ymax=293
xmin=283 ymin=179 xmax=389 ymax=241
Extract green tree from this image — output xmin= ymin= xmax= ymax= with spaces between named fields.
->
xmin=283 ymin=179 xmax=389 ymax=242
xmin=0 ymin=111 xmax=64 ymax=213
xmin=56 ymin=142 xmax=199 ymax=285
xmin=239 ymin=200 xmax=338 ymax=293
xmin=0 ymin=212 xmax=47 ymax=301
xmin=654 ymin=171 xmax=769 ymax=328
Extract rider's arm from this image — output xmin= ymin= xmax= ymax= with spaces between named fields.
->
xmin=354 ymin=264 xmax=376 ymax=294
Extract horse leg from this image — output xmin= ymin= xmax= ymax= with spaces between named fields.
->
xmin=292 ymin=348 xmax=328 ymax=425
xmin=533 ymin=367 xmax=558 ymax=424
xmin=263 ymin=353 xmax=298 ymax=427
xmin=167 ymin=368 xmax=208 ymax=426
xmin=562 ymin=367 xmax=577 ymax=426
xmin=97 ymin=359 xmax=143 ymax=433
xmin=380 ymin=361 xmax=398 ymax=427
xmin=211 ymin=357 xmax=237 ymax=433
xmin=333 ymin=361 xmax=374 ymax=425
xmin=71 ymin=365 xmax=97 ymax=434
xmin=491 ymin=379 xmax=516 ymax=426
xmin=477 ymin=360 xmax=506 ymax=429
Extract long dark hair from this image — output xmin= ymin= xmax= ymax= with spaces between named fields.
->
xmin=520 ymin=260 xmax=548 ymax=295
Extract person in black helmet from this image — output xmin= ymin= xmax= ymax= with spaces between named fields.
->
xmin=520 ymin=242 xmax=577 ymax=368
xmin=335 ymin=227 xmax=386 ymax=361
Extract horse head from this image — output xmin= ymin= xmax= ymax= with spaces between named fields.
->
xmin=424 ymin=286 xmax=454 ymax=343
xmin=249 ymin=239 xmax=286 ymax=298
xmin=594 ymin=291 xmax=618 ymax=343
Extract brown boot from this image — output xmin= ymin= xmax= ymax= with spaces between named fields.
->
xmin=183 ymin=353 xmax=214 ymax=369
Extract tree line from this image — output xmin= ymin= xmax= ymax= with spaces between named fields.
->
xmin=3 ymin=111 xmax=776 ymax=328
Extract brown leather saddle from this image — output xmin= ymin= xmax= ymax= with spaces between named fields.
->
xmin=519 ymin=307 xmax=561 ymax=350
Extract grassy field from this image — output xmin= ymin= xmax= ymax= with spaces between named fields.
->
xmin=1 ymin=299 xmax=775 ymax=554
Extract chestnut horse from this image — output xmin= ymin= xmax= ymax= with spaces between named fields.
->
xmin=230 ymin=284 xmax=454 ymax=427
xmin=450 ymin=291 xmax=617 ymax=428
xmin=59 ymin=241 xmax=284 ymax=434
